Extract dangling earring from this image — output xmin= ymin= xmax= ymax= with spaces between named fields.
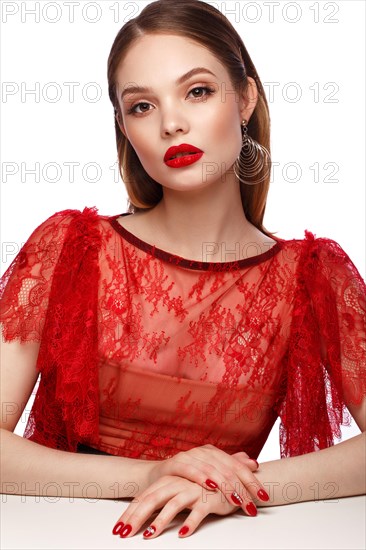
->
xmin=233 ymin=119 xmax=271 ymax=185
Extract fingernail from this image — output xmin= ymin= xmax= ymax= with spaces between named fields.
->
xmin=120 ymin=524 xmax=132 ymax=537
xmin=205 ymin=478 xmax=218 ymax=489
xmin=112 ymin=522 xmax=124 ymax=535
xmin=250 ymin=458 xmax=259 ymax=468
xmin=143 ymin=525 xmax=156 ymax=538
xmin=179 ymin=525 xmax=189 ymax=536
xmin=231 ymin=491 xmax=243 ymax=506
xmin=257 ymin=488 xmax=270 ymax=501
xmin=246 ymin=502 xmax=257 ymax=516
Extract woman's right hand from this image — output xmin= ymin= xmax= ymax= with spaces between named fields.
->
xmin=146 ymin=444 xmax=269 ymax=514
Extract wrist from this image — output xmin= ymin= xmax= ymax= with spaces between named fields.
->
xmin=134 ymin=458 xmax=161 ymax=493
xmin=98 ymin=455 xmax=162 ymax=499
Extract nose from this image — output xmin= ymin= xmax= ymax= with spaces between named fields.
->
xmin=160 ymin=103 xmax=189 ymax=138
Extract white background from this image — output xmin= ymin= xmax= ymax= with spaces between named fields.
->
xmin=1 ymin=0 xmax=365 ymax=460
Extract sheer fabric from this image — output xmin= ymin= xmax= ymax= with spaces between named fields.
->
xmin=1 ymin=207 xmax=365 ymax=459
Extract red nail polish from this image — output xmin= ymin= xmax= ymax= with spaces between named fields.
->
xmin=257 ymin=489 xmax=269 ymax=501
xmin=179 ymin=525 xmax=189 ymax=536
xmin=205 ymin=478 xmax=218 ymax=489
xmin=112 ymin=522 xmax=124 ymax=535
xmin=120 ymin=524 xmax=132 ymax=537
xmin=231 ymin=491 xmax=243 ymax=506
xmin=143 ymin=525 xmax=156 ymax=537
xmin=246 ymin=502 xmax=257 ymax=516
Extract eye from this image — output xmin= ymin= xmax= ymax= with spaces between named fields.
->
xmin=127 ymin=102 xmax=152 ymax=115
xmin=187 ymin=86 xmax=215 ymax=99
xmin=126 ymin=85 xmax=216 ymax=116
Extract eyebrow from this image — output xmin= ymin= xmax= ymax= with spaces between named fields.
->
xmin=120 ymin=67 xmax=217 ymax=100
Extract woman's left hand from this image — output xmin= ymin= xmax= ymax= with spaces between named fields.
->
xmin=111 ymin=474 xmax=247 ymax=539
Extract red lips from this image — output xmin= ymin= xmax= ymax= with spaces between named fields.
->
xmin=164 ymin=143 xmax=203 ymax=162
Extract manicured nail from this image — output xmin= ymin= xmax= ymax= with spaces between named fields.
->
xmin=112 ymin=522 xmax=124 ymax=535
xmin=205 ymin=478 xmax=218 ymax=489
xmin=179 ymin=525 xmax=189 ymax=536
xmin=120 ymin=524 xmax=132 ymax=537
xmin=246 ymin=502 xmax=257 ymax=516
xmin=143 ymin=525 xmax=156 ymax=538
xmin=257 ymin=489 xmax=269 ymax=501
xmin=231 ymin=491 xmax=243 ymax=506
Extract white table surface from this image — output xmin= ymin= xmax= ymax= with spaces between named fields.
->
xmin=1 ymin=493 xmax=365 ymax=549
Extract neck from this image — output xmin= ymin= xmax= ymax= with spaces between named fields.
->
xmin=145 ymin=176 xmax=260 ymax=263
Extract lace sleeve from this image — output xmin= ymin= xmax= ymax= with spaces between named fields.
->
xmin=0 ymin=207 xmax=103 ymax=451
xmin=0 ymin=209 xmax=81 ymax=343
xmin=275 ymin=231 xmax=366 ymax=458
xmin=306 ymin=234 xmax=366 ymax=406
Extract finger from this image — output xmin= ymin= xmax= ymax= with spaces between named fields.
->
xmin=171 ymin=451 xmax=268 ymax=512
xmin=142 ymin=493 xmax=196 ymax=539
xmin=231 ymin=451 xmax=259 ymax=468
xmin=231 ymin=452 xmax=259 ymax=471
xmin=177 ymin=505 xmax=211 ymax=538
xmin=112 ymin=479 xmax=189 ymax=539
xmin=246 ymin=459 xmax=259 ymax=471
xmin=180 ymin=445 xmax=259 ymax=481
xmin=151 ymin=447 xmax=264 ymax=516
xmin=158 ymin=453 xmax=224 ymax=492
xmin=232 ymin=451 xmax=252 ymax=462
xmin=221 ymin=471 xmax=267 ymax=515
xmin=112 ymin=478 xmax=175 ymax=538
xmin=250 ymin=458 xmax=260 ymax=469
xmin=153 ymin=448 xmax=255 ymax=497
xmin=197 ymin=446 xmax=266 ymax=506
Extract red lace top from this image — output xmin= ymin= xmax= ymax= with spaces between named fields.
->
xmin=1 ymin=207 xmax=365 ymax=460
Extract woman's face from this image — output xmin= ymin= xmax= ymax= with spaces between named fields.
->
xmin=115 ymin=33 xmax=257 ymax=192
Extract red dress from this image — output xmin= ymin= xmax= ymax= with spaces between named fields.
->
xmin=1 ymin=207 xmax=365 ymax=460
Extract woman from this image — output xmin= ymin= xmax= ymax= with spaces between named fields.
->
xmin=1 ymin=0 xmax=365 ymax=541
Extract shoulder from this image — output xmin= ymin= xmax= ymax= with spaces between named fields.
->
xmin=278 ymin=229 xmax=348 ymax=260
xmin=33 ymin=206 xmax=119 ymax=233
xmin=26 ymin=207 xmax=98 ymax=237
xmin=14 ymin=208 xmax=90 ymax=252
xmin=272 ymin=230 xmax=359 ymax=283
xmin=291 ymin=231 xmax=365 ymax=292
xmin=300 ymin=230 xmax=354 ymax=269
xmin=23 ymin=207 xmax=119 ymax=254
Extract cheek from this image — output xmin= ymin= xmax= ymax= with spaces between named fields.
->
xmin=210 ymin=103 xmax=240 ymax=140
xmin=127 ymin=134 xmax=160 ymax=173
xmin=212 ymin=114 xmax=242 ymax=159
xmin=125 ymin=128 xmax=152 ymax=158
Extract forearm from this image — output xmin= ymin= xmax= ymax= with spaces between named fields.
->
xmin=252 ymin=432 xmax=366 ymax=507
xmin=0 ymin=428 xmax=158 ymax=500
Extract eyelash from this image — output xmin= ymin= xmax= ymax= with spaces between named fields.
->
xmin=126 ymin=86 xmax=216 ymax=115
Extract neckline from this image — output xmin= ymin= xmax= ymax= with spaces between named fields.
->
xmin=108 ymin=213 xmax=284 ymax=271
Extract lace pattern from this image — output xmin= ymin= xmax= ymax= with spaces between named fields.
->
xmin=1 ymin=210 xmax=365 ymax=458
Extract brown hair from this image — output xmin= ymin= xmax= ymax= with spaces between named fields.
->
xmin=107 ymin=0 xmax=276 ymax=238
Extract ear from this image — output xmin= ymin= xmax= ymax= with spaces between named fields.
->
xmin=238 ymin=76 xmax=258 ymax=123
